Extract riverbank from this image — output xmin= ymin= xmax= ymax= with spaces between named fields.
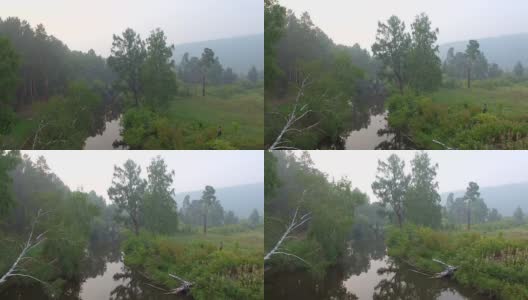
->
xmin=121 ymin=227 xmax=264 ymax=300
xmin=386 ymin=224 xmax=528 ymax=300
xmin=385 ymin=81 xmax=528 ymax=149
xmin=120 ymin=84 xmax=263 ymax=150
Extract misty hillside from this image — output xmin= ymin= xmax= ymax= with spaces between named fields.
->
xmin=174 ymin=183 xmax=263 ymax=218
xmin=172 ymin=33 xmax=264 ymax=74
xmin=441 ymin=182 xmax=528 ymax=216
xmin=439 ymin=33 xmax=528 ymax=71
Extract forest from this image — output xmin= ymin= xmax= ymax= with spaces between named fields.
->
xmin=0 ymin=17 xmax=263 ymax=150
xmin=264 ymin=0 xmax=528 ymax=150
xmin=264 ymin=150 xmax=528 ymax=299
xmin=0 ymin=151 xmax=263 ymax=300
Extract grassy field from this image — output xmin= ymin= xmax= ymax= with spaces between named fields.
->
xmin=169 ymin=85 xmax=264 ymax=149
xmin=122 ymin=226 xmax=264 ymax=300
xmin=429 ymin=82 xmax=528 ymax=120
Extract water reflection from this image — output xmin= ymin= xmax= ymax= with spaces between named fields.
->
xmin=265 ymin=239 xmax=487 ymax=300
xmin=83 ymin=94 xmax=125 ymax=150
xmin=0 ymin=240 xmax=184 ymax=300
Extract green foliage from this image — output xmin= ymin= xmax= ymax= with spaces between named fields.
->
xmin=0 ymin=37 xmax=19 ymax=105
xmin=264 ymin=0 xmax=286 ymax=90
xmin=143 ymin=156 xmax=179 ymax=234
xmin=108 ymin=159 xmax=147 ymax=235
xmin=29 ymin=81 xmax=103 ymax=149
xmin=108 ymin=28 xmax=146 ymax=106
xmin=142 ymin=28 xmax=178 ymax=108
xmin=265 ymin=151 xmax=366 ymax=273
xmin=0 ymin=151 xmax=20 ymax=217
xmin=122 ymin=230 xmax=263 ymax=300
xmin=387 ymin=224 xmax=528 ymax=300
xmin=386 ymin=87 xmax=528 ymax=149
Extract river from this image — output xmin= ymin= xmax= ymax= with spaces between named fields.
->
xmin=265 ymin=239 xmax=487 ymax=300
xmin=82 ymin=93 xmax=126 ymax=150
xmin=0 ymin=240 xmax=189 ymax=300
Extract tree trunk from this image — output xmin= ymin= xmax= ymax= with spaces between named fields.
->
xmin=203 ymin=214 xmax=207 ymax=235
xmin=397 ymin=213 xmax=403 ymax=229
xmin=202 ymin=75 xmax=206 ymax=97
xmin=467 ymin=67 xmax=471 ymax=88
xmin=132 ymin=217 xmax=140 ymax=235
xmin=467 ymin=203 xmax=471 ymax=230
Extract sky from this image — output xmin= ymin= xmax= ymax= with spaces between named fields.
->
xmin=2 ymin=0 xmax=263 ymax=57
xmin=280 ymin=0 xmax=528 ymax=49
xmin=305 ymin=150 xmax=528 ymax=202
xmin=21 ymin=150 xmax=263 ymax=203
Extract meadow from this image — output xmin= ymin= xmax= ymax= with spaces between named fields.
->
xmin=122 ymin=226 xmax=264 ymax=300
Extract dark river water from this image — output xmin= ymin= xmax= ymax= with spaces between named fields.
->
xmin=83 ymin=95 xmax=126 ymax=150
xmin=0 ymin=240 xmax=188 ymax=300
xmin=265 ymin=239 xmax=488 ymax=300
xmin=84 ymin=116 xmax=124 ymax=150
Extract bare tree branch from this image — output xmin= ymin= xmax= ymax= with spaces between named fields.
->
xmin=269 ymin=76 xmax=318 ymax=150
xmin=264 ymin=201 xmax=311 ymax=266
xmin=0 ymin=209 xmax=49 ymax=286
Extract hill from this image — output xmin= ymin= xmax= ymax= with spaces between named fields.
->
xmin=439 ymin=33 xmax=528 ymax=71
xmin=172 ymin=33 xmax=264 ymax=74
xmin=173 ymin=183 xmax=263 ymax=218
xmin=441 ymin=182 xmax=528 ymax=216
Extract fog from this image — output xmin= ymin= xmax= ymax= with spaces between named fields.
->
xmin=21 ymin=150 xmax=263 ymax=202
xmin=2 ymin=0 xmax=263 ymax=56
xmin=280 ymin=0 xmax=528 ymax=49
xmin=306 ymin=150 xmax=528 ymax=202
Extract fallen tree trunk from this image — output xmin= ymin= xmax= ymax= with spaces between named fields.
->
xmin=167 ymin=273 xmax=193 ymax=295
xmin=406 ymin=258 xmax=458 ymax=279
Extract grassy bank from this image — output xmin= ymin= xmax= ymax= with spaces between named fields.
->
xmin=122 ymin=226 xmax=264 ymax=300
xmin=386 ymin=81 xmax=528 ymax=149
xmin=386 ymin=224 xmax=528 ymax=299
xmin=122 ymin=84 xmax=264 ymax=150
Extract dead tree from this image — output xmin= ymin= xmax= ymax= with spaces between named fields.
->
xmin=0 ymin=209 xmax=49 ymax=286
xmin=143 ymin=273 xmax=194 ymax=295
xmin=407 ymin=258 xmax=458 ymax=279
xmin=264 ymin=207 xmax=311 ymax=265
xmin=269 ymin=77 xmax=319 ymax=150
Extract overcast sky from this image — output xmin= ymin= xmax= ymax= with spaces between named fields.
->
xmin=280 ymin=0 xmax=528 ymax=49
xmin=21 ymin=150 xmax=263 ymax=203
xmin=305 ymin=150 xmax=528 ymax=202
xmin=2 ymin=0 xmax=263 ymax=56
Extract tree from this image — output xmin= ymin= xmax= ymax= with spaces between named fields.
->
xmin=144 ymin=156 xmax=178 ymax=234
xmin=488 ymin=208 xmax=502 ymax=222
xmin=372 ymin=154 xmax=410 ymax=228
xmin=107 ymin=160 xmax=146 ymax=235
xmin=372 ymin=16 xmax=411 ymax=94
xmin=405 ymin=151 xmax=442 ymax=228
xmin=142 ymin=28 xmax=178 ymax=108
xmin=0 ymin=151 xmax=20 ymax=217
xmin=200 ymin=185 xmax=216 ymax=234
xmin=224 ymin=210 xmax=239 ymax=225
xmin=514 ymin=61 xmax=524 ymax=78
xmin=463 ymin=182 xmax=480 ymax=230
xmin=108 ymin=28 xmax=146 ymax=106
xmin=465 ymin=40 xmax=480 ymax=88
xmin=222 ymin=67 xmax=237 ymax=84
xmin=248 ymin=66 xmax=258 ymax=83
xmin=264 ymin=0 xmax=286 ymax=90
xmin=514 ymin=206 xmax=525 ymax=225
xmin=249 ymin=209 xmax=260 ymax=227
xmin=407 ymin=13 xmax=442 ymax=92
xmin=0 ymin=37 xmax=19 ymax=104
xmin=488 ymin=63 xmax=503 ymax=78
xmin=200 ymin=48 xmax=215 ymax=96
